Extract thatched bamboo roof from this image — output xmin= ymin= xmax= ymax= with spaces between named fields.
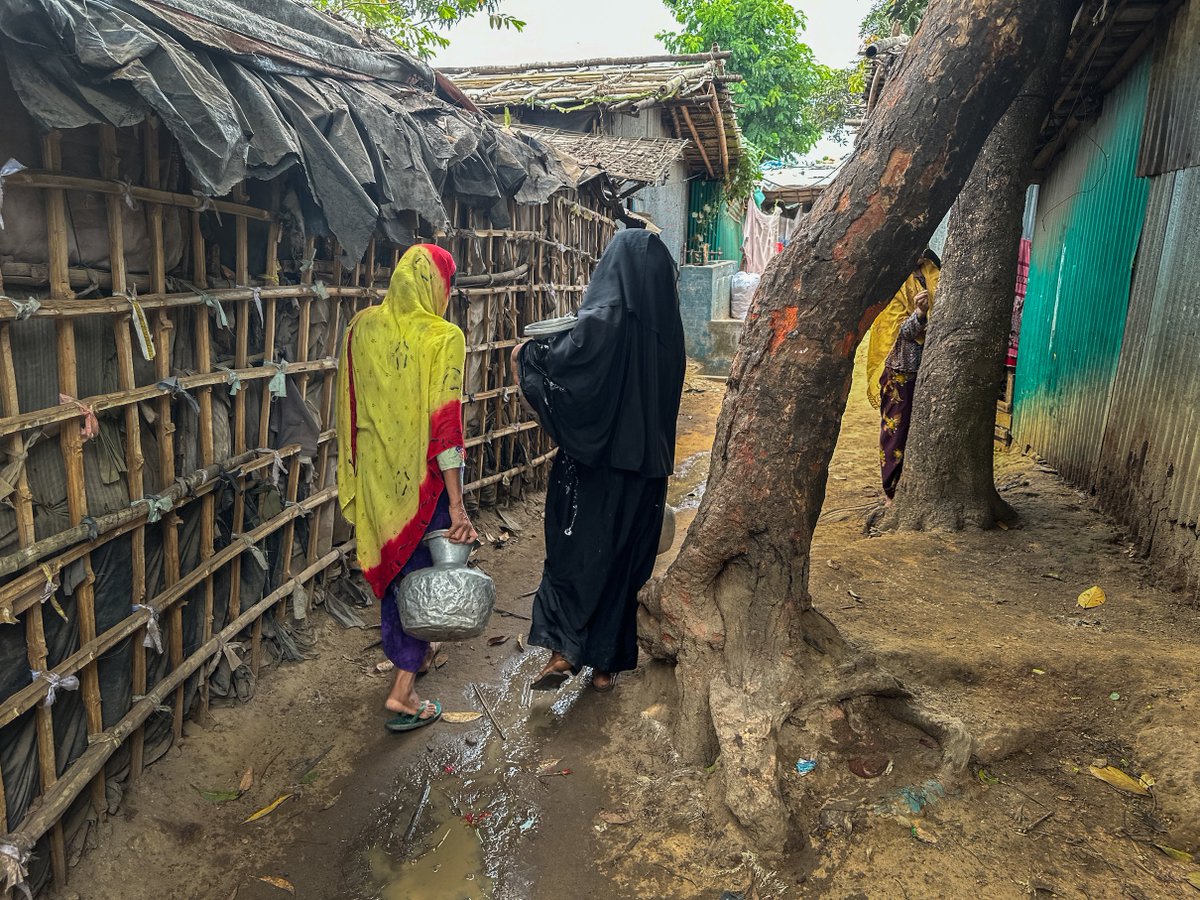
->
xmin=514 ymin=126 xmax=688 ymax=186
xmin=443 ymin=54 xmax=746 ymax=180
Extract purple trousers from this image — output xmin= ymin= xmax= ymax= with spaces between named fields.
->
xmin=382 ymin=491 xmax=452 ymax=672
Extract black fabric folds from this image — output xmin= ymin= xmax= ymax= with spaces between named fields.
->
xmin=518 ymin=229 xmax=685 ymax=479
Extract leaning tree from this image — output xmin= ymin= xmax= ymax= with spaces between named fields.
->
xmin=639 ymin=0 xmax=1074 ymax=847
xmin=886 ymin=12 xmax=1072 ymax=531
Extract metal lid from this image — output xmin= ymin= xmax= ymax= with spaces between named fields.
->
xmin=524 ymin=315 xmax=578 ymax=337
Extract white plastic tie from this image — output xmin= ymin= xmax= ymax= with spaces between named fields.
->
xmin=31 ymin=669 xmax=80 ymax=707
xmin=133 ymin=604 xmax=163 ymax=653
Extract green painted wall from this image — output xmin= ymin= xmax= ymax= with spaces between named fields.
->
xmin=1012 ymin=56 xmax=1152 ymax=486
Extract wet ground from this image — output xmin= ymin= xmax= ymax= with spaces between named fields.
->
xmin=64 ymin=357 xmax=1200 ymax=898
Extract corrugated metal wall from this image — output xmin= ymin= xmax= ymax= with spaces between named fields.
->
xmin=687 ymin=180 xmax=743 ymax=266
xmin=1012 ymin=57 xmax=1152 ymax=488
xmin=1137 ymin=0 xmax=1200 ymax=177
xmin=1097 ymin=166 xmax=1200 ymax=584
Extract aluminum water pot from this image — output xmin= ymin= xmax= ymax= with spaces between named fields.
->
xmin=396 ymin=530 xmax=496 ymax=642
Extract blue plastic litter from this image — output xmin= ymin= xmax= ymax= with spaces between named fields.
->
xmin=795 ymin=758 xmax=817 ymax=776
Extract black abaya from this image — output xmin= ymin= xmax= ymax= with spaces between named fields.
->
xmin=518 ymin=229 xmax=685 ymax=674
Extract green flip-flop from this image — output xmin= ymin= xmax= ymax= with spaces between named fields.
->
xmin=386 ymin=699 xmax=442 ymax=732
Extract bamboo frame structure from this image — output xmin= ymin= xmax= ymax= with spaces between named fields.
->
xmin=0 ymin=112 xmax=615 ymax=895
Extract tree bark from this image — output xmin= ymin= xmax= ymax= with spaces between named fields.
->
xmin=638 ymin=0 xmax=1073 ymax=848
xmin=887 ymin=21 xmax=1070 ymax=531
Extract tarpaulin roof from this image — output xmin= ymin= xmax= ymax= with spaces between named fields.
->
xmin=0 ymin=0 xmax=579 ymax=261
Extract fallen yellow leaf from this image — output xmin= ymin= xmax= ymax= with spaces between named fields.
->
xmin=257 ymin=875 xmax=295 ymax=893
xmin=1089 ymin=765 xmax=1150 ymax=796
xmin=1078 ymin=586 xmax=1106 ymax=609
xmin=1155 ymin=844 xmax=1194 ymax=864
xmin=1187 ymin=871 xmax=1200 ymax=891
xmin=441 ymin=711 xmax=484 ymax=724
xmin=244 ymin=793 xmax=293 ymax=823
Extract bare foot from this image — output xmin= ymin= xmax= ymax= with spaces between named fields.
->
xmin=591 ymin=671 xmax=616 ymax=692
xmin=537 ymin=651 xmax=572 ymax=681
xmin=385 ymin=668 xmax=430 ymax=715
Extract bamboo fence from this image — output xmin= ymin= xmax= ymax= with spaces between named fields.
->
xmin=0 ymin=114 xmax=614 ymax=894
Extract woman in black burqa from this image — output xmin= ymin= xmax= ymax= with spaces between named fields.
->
xmin=514 ymin=228 xmax=685 ymax=692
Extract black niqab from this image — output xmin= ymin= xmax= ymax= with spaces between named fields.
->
xmin=518 ymin=228 xmax=685 ymax=478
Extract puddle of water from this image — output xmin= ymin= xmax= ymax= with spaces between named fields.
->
xmin=361 ymin=651 xmax=588 ymax=900
xmin=670 ymin=450 xmax=710 ymax=510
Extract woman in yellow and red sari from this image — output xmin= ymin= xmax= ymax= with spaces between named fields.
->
xmin=337 ymin=244 xmax=477 ymax=732
xmin=866 ymin=249 xmax=940 ymax=501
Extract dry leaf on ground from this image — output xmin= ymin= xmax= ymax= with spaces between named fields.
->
xmin=239 ymin=768 xmax=254 ymax=793
xmin=1088 ymin=765 xmax=1151 ymax=796
xmin=257 ymin=876 xmax=295 ymax=893
xmin=244 ymin=793 xmax=294 ymax=823
xmin=441 ymin=711 xmax=484 ymax=724
xmin=1078 ymin=586 xmax=1106 ymax=608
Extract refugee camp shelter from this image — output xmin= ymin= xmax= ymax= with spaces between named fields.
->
xmin=443 ymin=53 xmax=747 ymax=264
xmin=0 ymin=0 xmax=620 ymax=893
xmin=1013 ymin=0 xmax=1200 ymax=597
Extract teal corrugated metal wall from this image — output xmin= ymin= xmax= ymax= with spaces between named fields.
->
xmin=687 ymin=180 xmax=743 ymax=266
xmin=1012 ymin=57 xmax=1152 ymax=487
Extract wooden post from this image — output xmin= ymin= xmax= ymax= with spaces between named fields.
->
xmin=679 ymin=105 xmax=715 ymax=179
xmin=190 ymin=181 xmax=217 ymax=719
xmin=708 ymin=87 xmax=730 ymax=180
xmin=32 ymin=130 xmax=70 ymax=889
xmin=142 ymin=117 xmax=186 ymax=743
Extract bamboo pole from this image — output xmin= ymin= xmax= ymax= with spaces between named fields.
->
xmin=709 ymin=85 xmax=731 ymax=180
xmin=4 ymin=170 xmax=273 ymax=221
xmin=142 ymin=117 xmax=187 ymax=744
xmin=1 ymin=542 xmax=352 ymax=864
xmin=0 ymin=483 xmax=332 ymax=730
xmin=0 ymin=448 xmax=297 ymax=613
xmin=191 ymin=183 xmax=217 ymax=720
xmin=35 ymin=130 xmax=70 ymax=890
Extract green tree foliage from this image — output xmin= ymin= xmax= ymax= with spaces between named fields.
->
xmin=859 ymin=0 xmax=929 ymax=39
xmin=658 ymin=0 xmax=842 ymax=163
xmin=310 ymin=0 xmax=525 ymax=59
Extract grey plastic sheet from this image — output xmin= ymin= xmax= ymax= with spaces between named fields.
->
xmin=0 ymin=0 xmax=577 ymax=262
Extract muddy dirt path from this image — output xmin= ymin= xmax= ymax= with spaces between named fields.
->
xmin=64 ymin=352 xmax=1200 ymax=899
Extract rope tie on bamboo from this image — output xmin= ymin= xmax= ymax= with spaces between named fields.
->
xmin=136 ymin=494 xmax=174 ymax=524
xmin=0 ymin=158 xmax=26 ymax=229
xmin=38 ymin=563 xmax=68 ymax=622
xmin=283 ymin=499 xmax=312 ymax=518
xmin=201 ymin=290 xmax=229 ymax=329
xmin=156 ymin=377 xmax=201 ymax=414
xmin=30 ymin=669 xmax=79 ymax=707
xmin=217 ymin=469 xmax=244 ymax=496
xmin=211 ymin=638 xmax=246 ymax=674
xmin=131 ymin=695 xmax=172 ymax=714
xmin=248 ymin=285 xmax=264 ymax=324
xmin=86 ymin=731 xmax=121 ymax=748
xmin=191 ymin=190 xmax=222 ymax=224
xmin=58 ymin=393 xmax=100 ymax=442
xmin=125 ymin=286 xmax=156 ymax=362
xmin=132 ymin=604 xmax=164 ymax=653
xmin=256 ymin=448 xmax=285 ymax=487
xmin=311 ymin=280 xmax=330 ymax=301
xmin=0 ymin=840 xmax=32 ymax=900
xmin=4 ymin=295 xmax=40 ymax=321
xmin=117 ymin=179 xmax=139 ymax=210
xmin=214 ymin=364 xmax=243 ymax=396
xmin=233 ymin=533 xmax=269 ymax=570
xmin=267 ymin=360 xmax=289 ymax=400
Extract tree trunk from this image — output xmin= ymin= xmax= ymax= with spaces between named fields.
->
xmin=638 ymin=0 xmax=1072 ymax=848
xmin=887 ymin=22 xmax=1070 ymax=531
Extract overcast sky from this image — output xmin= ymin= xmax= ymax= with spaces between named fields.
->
xmin=433 ymin=0 xmax=871 ymax=71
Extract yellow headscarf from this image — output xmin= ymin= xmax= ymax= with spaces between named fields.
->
xmin=336 ymin=244 xmax=466 ymax=598
xmin=866 ymin=257 xmax=940 ymax=408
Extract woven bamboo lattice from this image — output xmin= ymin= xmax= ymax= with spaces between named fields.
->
xmin=0 ymin=114 xmax=614 ymax=894
xmin=515 ymin=127 xmax=688 ymax=186
xmin=447 ymin=55 xmax=746 ymax=180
